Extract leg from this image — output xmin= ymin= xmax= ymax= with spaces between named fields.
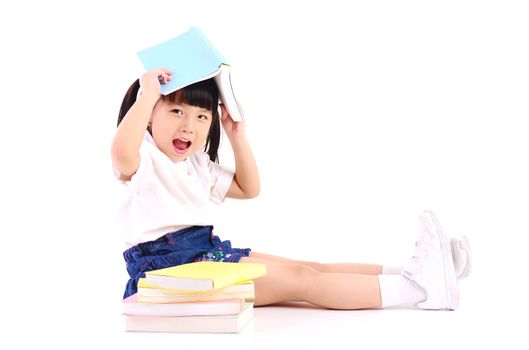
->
xmin=243 ymin=211 xmax=462 ymax=311
xmin=249 ymin=251 xmax=383 ymax=275
xmin=240 ymin=256 xmax=382 ymax=309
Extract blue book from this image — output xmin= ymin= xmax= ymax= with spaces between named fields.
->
xmin=137 ymin=27 xmax=243 ymax=121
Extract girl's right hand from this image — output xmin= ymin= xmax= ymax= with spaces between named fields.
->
xmin=139 ymin=68 xmax=173 ymax=99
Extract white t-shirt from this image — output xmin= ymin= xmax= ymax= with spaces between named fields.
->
xmin=114 ymin=133 xmax=235 ymax=248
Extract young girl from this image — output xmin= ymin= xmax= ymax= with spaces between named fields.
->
xmin=113 ymin=69 xmax=471 ymax=310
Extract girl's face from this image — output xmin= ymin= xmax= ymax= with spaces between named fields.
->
xmin=150 ymin=98 xmax=213 ymax=162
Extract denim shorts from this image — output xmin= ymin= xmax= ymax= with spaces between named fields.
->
xmin=122 ymin=225 xmax=251 ymax=298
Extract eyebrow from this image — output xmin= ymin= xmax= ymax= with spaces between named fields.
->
xmin=167 ymin=103 xmax=210 ymax=113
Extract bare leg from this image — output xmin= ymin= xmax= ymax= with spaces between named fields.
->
xmin=240 ymin=256 xmax=382 ymax=309
xmin=250 ymin=251 xmax=383 ymax=275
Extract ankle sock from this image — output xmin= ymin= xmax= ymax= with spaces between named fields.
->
xmin=378 ymin=274 xmax=426 ymax=307
xmin=382 ymin=265 xmax=403 ymax=274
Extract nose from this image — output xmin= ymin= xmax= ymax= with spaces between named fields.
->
xmin=178 ymin=115 xmax=194 ymax=133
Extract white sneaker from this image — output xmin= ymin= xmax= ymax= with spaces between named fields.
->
xmin=401 ymin=210 xmax=459 ymax=310
xmin=451 ymin=236 xmax=472 ymax=280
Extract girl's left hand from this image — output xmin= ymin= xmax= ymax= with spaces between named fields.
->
xmin=220 ymin=104 xmax=245 ymax=141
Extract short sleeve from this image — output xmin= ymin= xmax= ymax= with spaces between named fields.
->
xmin=113 ymin=142 xmax=152 ymax=188
xmin=208 ymin=161 xmax=235 ymax=204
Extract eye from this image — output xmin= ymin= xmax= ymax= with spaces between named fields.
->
xmin=170 ymin=109 xmax=183 ymax=116
xmin=197 ymin=114 xmax=209 ymax=121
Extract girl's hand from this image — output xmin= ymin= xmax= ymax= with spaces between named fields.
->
xmin=220 ymin=103 xmax=245 ymax=141
xmin=139 ymin=68 xmax=172 ymax=99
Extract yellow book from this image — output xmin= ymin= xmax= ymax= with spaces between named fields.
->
xmin=137 ymin=279 xmax=256 ymax=303
xmin=144 ymin=262 xmax=266 ymax=291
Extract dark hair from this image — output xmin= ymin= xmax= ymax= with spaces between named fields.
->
xmin=117 ymin=78 xmax=221 ymax=163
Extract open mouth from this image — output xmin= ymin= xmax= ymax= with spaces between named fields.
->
xmin=172 ymin=137 xmax=192 ymax=153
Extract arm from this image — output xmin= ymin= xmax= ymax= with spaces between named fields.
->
xmin=221 ymin=104 xmax=260 ymax=199
xmin=111 ymin=69 xmax=172 ymax=179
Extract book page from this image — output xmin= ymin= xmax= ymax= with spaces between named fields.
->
xmin=214 ymin=66 xmax=244 ymax=122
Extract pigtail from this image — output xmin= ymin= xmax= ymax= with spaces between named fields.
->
xmin=117 ymin=79 xmax=141 ymax=127
xmin=204 ymin=108 xmax=221 ymax=163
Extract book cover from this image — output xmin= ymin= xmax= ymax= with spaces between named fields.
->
xmin=144 ymin=261 xmax=266 ymax=291
xmin=137 ymin=26 xmax=244 ymax=121
xmin=123 ymin=294 xmax=244 ymax=316
xmin=124 ymin=302 xmax=254 ymax=333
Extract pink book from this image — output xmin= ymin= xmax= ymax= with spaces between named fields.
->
xmin=123 ymin=294 xmax=244 ymax=317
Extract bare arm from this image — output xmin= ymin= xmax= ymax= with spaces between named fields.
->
xmin=111 ymin=69 xmax=172 ymax=179
xmin=221 ymin=104 xmax=260 ymax=199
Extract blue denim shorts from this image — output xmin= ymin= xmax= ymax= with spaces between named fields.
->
xmin=122 ymin=225 xmax=251 ymax=298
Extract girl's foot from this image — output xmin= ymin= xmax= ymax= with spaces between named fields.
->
xmin=401 ymin=211 xmax=459 ymax=310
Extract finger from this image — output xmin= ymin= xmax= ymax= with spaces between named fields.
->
xmin=158 ymin=72 xmax=172 ymax=84
xmin=154 ymin=68 xmax=172 ymax=76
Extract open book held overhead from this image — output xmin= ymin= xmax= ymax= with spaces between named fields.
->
xmin=137 ymin=26 xmax=244 ymax=121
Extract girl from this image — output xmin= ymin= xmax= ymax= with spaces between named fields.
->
xmin=113 ymin=69 xmax=471 ymax=310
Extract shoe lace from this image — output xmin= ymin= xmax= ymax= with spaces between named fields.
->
xmin=403 ymin=232 xmax=438 ymax=276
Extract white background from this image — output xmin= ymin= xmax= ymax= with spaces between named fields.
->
xmin=1 ymin=0 xmax=528 ymax=348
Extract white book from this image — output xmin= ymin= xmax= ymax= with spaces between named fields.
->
xmin=124 ymin=302 xmax=254 ymax=333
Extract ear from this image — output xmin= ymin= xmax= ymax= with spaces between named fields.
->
xmin=216 ymin=103 xmax=222 ymax=116
xmin=219 ymin=104 xmax=228 ymax=120
xmin=147 ymin=119 xmax=152 ymax=133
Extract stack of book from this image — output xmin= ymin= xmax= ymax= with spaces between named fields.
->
xmin=123 ymin=261 xmax=266 ymax=333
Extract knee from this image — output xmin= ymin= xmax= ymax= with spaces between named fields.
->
xmin=290 ymin=263 xmax=317 ymax=277
xmin=287 ymin=264 xmax=319 ymax=299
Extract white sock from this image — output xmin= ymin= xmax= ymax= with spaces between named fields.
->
xmin=378 ymin=275 xmax=426 ymax=307
xmin=382 ymin=265 xmax=403 ymax=274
